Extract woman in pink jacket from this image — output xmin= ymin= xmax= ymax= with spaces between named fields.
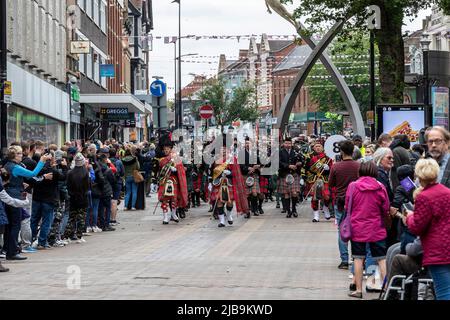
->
xmin=406 ymin=159 xmax=450 ymax=300
xmin=346 ymin=161 xmax=390 ymax=298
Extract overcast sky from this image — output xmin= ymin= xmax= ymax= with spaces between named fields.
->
xmin=148 ymin=0 xmax=431 ymax=100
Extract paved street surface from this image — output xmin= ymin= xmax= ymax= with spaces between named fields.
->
xmin=0 ymin=196 xmax=378 ymax=300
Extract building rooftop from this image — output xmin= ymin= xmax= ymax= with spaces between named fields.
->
xmin=273 ymin=45 xmax=312 ymax=72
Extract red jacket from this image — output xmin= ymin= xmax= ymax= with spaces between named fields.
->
xmin=406 ymin=183 xmax=450 ymax=266
xmin=346 ymin=177 xmax=390 ymax=242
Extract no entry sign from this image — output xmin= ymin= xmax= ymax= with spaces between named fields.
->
xmin=199 ymin=105 xmax=214 ymax=120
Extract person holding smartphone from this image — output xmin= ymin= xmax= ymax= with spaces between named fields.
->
xmin=3 ymin=146 xmax=51 ymax=260
xmin=30 ymin=152 xmax=68 ymax=250
xmin=391 ymin=165 xmax=416 ymax=254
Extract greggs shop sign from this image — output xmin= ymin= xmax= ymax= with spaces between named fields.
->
xmin=101 ymin=108 xmax=133 ymax=120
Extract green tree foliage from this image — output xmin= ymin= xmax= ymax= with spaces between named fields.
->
xmin=306 ymin=31 xmax=381 ymax=118
xmin=322 ymin=112 xmax=344 ymax=134
xmin=281 ymin=0 xmax=445 ymax=103
xmin=196 ymin=80 xmax=259 ymax=131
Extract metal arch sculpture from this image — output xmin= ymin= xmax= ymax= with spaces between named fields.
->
xmin=265 ymin=0 xmax=365 ymax=136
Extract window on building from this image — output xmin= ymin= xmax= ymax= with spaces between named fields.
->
xmin=101 ymin=57 xmax=107 ymax=88
xmin=94 ymin=0 xmax=99 ymax=25
xmin=79 ymin=52 xmax=85 ymax=74
xmin=100 ymin=0 xmax=107 ymax=33
xmin=94 ymin=51 xmax=100 ymax=84
xmin=77 ymin=0 xmax=85 ymax=11
xmin=86 ymin=0 xmax=92 ymax=18
xmin=86 ymin=49 xmax=93 ymax=79
xmin=435 ymin=36 xmax=441 ymax=50
xmin=141 ymin=68 xmax=147 ymax=91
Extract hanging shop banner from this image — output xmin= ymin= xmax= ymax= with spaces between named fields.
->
xmin=432 ymin=87 xmax=449 ymax=129
xmin=100 ymin=64 xmax=115 ymax=78
xmin=70 ymin=41 xmax=91 ymax=54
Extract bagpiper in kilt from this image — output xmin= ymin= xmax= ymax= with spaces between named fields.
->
xmin=191 ymin=164 xmax=203 ymax=208
xmin=278 ymin=137 xmax=304 ymax=218
xmin=157 ymin=139 xmax=188 ymax=225
xmin=240 ymin=138 xmax=262 ymax=218
xmin=210 ymin=146 xmax=248 ymax=228
xmin=305 ymin=142 xmax=333 ymax=223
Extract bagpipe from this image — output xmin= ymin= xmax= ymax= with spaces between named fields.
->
xmin=286 ymin=148 xmax=304 ymax=185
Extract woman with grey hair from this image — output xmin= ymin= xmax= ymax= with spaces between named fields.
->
xmin=373 ymin=147 xmax=399 ymax=247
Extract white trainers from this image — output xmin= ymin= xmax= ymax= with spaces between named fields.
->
xmin=76 ymin=238 xmax=87 ymax=244
xmin=93 ymin=226 xmax=102 ymax=233
xmin=323 ymin=206 xmax=331 ymax=220
xmin=312 ymin=211 xmax=320 ymax=222
xmin=86 ymin=227 xmax=93 ymax=233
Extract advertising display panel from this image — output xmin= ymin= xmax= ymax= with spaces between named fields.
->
xmin=377 ymin=104 xmax=426 ymax=144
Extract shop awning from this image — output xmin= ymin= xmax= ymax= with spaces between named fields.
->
xmin=79 ymin=94 xmax=147 ymax=114
xmin=290 ymin=112 xmax=328 ymax=122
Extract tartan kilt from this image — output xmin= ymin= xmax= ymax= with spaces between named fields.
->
xmin=277 ymin=173 xmax=301 ymax=194
xmin=158 ymin=176 xmax=180 ymax=206
xmin=193 ymin=174 xmax=202 ymax=191
xmin=245 ymin=175 xmax=260 ymax=195
xmin=259 ymin=176 xmax=269 ymax=194
xmin=211 ymin=184 xmax=235 ymax=203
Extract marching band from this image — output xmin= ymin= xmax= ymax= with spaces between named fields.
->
xmin=154 ymin=133 xmax=336 ymax=227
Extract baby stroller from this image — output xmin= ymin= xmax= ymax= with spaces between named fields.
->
xmin=380 ymin=267 xmax=435 ymax=300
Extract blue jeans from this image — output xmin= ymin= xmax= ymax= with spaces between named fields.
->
xmin=59 ymin=207 xmax=70 ymax=235
xmin=98 ymin=197 xmax=112 ymax=228
xmin=4 ymin=206 xmax=22 ymax=257
xmin=429 ymin=264 xmax=450 ymax=300
xmin=30 ymin=201 xmax=55 ymax=246
xmin=86 ymin=197 xmax=100 ymax=228
xmin=125 ymin=176 xmax=138 ymax=208
xmin=334 ymin=205 xmax=349 ymax=263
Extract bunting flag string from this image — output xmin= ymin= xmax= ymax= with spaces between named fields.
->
xmin=165 ymin=82 xmax=379 ymax=91
xmin=154 ymin=34 xmax=299 ymax=42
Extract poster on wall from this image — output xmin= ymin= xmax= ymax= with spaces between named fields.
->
xmin=377 ymin=104 xmax=426 ymax=145
xmin=432 ymin=87 xmax=449 ymax=129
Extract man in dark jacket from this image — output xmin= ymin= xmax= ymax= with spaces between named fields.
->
xmin=65 ymin=153 xmax=89 ymax=242
xmin=30 ymin=154 xmax=68 ymax=249
xmin=109 ymin=148 xmax=124 ymax=225
xmin=390 ymin=134 xmax=411 ymax=189
xmin=97 ymin=154 xmax=116 ymax=231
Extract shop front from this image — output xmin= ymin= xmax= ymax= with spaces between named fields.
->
xmin=7 ymin=104 xmax=66 ymax=146
xmin=6 ymin=62 xmax=70 ymax=145
xmin=79 ymin=93 xmax=149 ymax=143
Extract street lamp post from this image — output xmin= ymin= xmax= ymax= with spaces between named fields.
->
xmin=420 ymin=32 xmax=432 ymax=127
xmin=0 ymin=0 xmax=8 ymax=156
xmin=172 ymin=0 xmax=182 ymax=129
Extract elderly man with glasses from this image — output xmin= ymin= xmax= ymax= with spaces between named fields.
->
xmin=425 ymin=126 xmax=450 ymax=188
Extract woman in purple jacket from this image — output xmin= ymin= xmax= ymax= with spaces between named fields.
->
xmin=406 ymin=159 xmax=450 ymax=300
xmin=346 ymin=161 xmax=390 ymax=298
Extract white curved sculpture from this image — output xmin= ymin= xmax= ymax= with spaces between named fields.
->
xmin=265 ymin=0 xmax=365 ymax=137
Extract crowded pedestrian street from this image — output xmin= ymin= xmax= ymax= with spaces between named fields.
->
xmin=0 ymin=195 xmax=379 ymax=300
xmin=1 ymin=0 xmax=450 ymax=305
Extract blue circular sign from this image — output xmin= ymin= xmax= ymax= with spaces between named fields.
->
xmin=150 ymin=80 xmax=166 ymax=97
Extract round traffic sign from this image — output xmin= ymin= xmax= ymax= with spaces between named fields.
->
xmin=199 ymin=105 xmax=214 ymax=119
xmin=150 ymin=80 xmax=166 ymax=97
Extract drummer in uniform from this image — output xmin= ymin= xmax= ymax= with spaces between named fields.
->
xmin=278 ymin=137 xmax=304 ymax=218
